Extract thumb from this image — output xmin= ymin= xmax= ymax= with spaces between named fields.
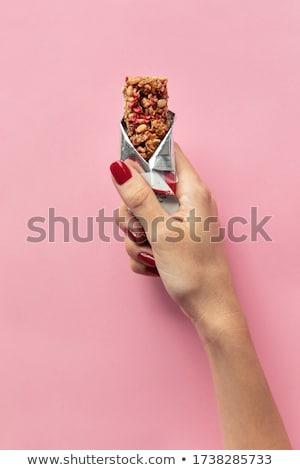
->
xmin=173 ymin=142 xmax=205 ymax=202
xmin=110 ymin=160 xmax=166 ymax=235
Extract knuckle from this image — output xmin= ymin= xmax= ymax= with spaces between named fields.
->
xmin=114 ymin=208 xmax=122 ymax=225
xmin=127 ymin=185 xmax=151 ymax=213
xmin=115 ymin=217 xmax=125 ymax=228
xmin=127 ymin=216 xmax=143 ymax=233
xmin=114 ymin=204 xmax=127 ymax=226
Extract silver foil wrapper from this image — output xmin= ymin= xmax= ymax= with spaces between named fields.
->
xmin=120 ymin=110 xmax=179 ymax=213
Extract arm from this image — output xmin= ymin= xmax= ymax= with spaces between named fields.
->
xmin=206 ymin=333 xmax=291 ymax=449
xmin=185 ymin=269 xmax=291 ymax=450
xmin=110 ymin=143 xmax=292 ymax=450
xmin=198 ymin=317 xmax=291 ymax=449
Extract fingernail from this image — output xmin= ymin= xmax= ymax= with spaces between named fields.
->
xmin=137 ymin=252 xmax=156 ymax=267
xmin=124 ymin=227 xmax=138 ymax=242
xmin=110 ymin=161 xmax=132 ymax=185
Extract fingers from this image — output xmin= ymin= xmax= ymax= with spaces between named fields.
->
xmin=115 ymin=203 xmax=148 ymax=244
xmin=115 ymin=204 xmax=158 ymax=275
xmin=129 ymin=258 xmax=159 ymax=276
xmin=124 ymin=236 xmax=154 ymax=265
xmin=125 ymin=237 xmax=159 ymax=277
xmin=110 ymin=159 xmax=166 ymax=240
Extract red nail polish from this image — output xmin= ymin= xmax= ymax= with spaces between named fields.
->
xmin=137 ymin=252 xmax=156 ymax=267
xmin=110 ymin=161 xmax=132 ymax=185
xmin=123 ymin=227 xmax=138 ymax=242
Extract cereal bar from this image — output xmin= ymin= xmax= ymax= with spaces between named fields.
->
xmin=123 ymin=76 xmax=170 ymax=160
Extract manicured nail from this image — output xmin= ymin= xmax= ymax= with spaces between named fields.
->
xmin=137 ymin=252 xmax=156 ymax=267
xmin=110 ymin=161 xmax=132 ymax=185
xmin=123 ymin=227 xmax=138 ymax=242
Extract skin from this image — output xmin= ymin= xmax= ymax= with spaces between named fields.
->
xmin=110 ymin=143 xmax=292 ymax=450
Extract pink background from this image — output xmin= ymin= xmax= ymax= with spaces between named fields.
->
xmin=0 ymin=0 xmax=299 ymax=449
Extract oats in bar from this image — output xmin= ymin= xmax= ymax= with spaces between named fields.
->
xmin=123 ymin=76 xmax=170 ymax=160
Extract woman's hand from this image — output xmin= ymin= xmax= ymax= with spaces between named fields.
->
xmin=110 ymin=143 xmax=292 ymax=449
xmin=110 ymin=143 xmax=247 ymax=343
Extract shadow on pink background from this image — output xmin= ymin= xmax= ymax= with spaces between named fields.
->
xmin=0 ymin=0 xmax=299 ymax=449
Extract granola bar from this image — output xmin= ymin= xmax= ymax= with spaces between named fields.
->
xmin=123 ymin=76 xmax=170 ymax=160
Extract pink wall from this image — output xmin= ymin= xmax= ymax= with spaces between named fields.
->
xmin=1 ymin=0 xmax=299 ymax=449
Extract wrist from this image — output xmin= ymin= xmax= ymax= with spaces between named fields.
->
xmin=182 ymin=290 xmax=249 ymax=348
xmin=194 ymin=311 xmax=250 ymax=353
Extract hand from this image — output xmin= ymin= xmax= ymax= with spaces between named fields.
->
xmin=110 ymin=143 xmax=247 ymax=343
xmin=110 ymin=144 xmax=292 ymax=450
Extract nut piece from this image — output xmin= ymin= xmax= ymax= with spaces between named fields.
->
xmin=146 ymin=138 xmax=161 ymax=154
xmin=157 ymin=99 xmax=166 ymax=108
xmin=127 ymin=77 xmax=140 ymax=85
xmin=126 ymin=85 xmax=133 ymax=97
xmin=136 ymin=124 xmax=148 ymax=134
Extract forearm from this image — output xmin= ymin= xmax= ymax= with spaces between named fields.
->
xmin=196 ymin=317 xmax=291 ymax=449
